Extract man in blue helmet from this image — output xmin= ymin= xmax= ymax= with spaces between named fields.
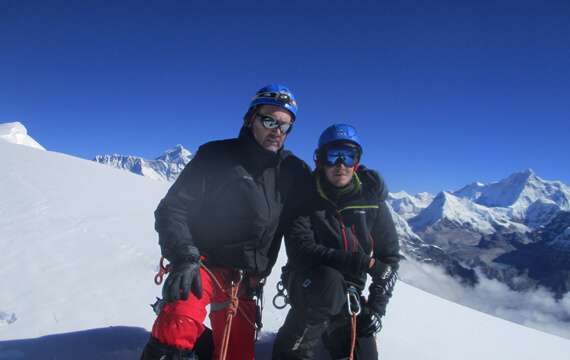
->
xmin=273 ymin=124 xmax=400 ymax=360
xmin=140 ymin=84 xmax=311 ymax=360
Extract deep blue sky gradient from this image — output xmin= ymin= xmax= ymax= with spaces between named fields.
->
xmin=1 ymin=0 xmax=569 ymax=193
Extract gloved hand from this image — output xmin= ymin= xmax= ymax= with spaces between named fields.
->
xmin=346 ymin=251 xmax=372 ymax=273
xmin=163 ymin=256 xmax=203 ymax=302
xmin=357 ymin=304 xmax=383 ymax=336
xmin=367 ymin=259 xmax=394 ymax=282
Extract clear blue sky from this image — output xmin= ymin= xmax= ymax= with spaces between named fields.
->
xmin=1 ymin=0 xmax=569 ymax=194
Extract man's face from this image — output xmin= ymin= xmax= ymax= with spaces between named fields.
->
xmin=324 ymin=162 xmax=355 ymax=188
xmin=249 ymin=105 xmax=293 ymax=152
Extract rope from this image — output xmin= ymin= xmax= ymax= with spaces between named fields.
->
xmin=349 ymin=313 xmax=357 ymax=360
xmin=200 ymin=264 xmax=257 ymax=329
xmin=202 ymin=264 xmax=241 ymax=360
xmin=346 ymin=287 xmax=361 ymax=360
xmin=212 ymin=267 xmax=242 ymax=360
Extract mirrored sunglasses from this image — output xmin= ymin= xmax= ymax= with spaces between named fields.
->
xmin=257 ymin=115 xmax=293 ymax=134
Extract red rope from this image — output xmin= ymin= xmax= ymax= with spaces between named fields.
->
xmin=214 ymin=268 xmax=242 ymax=360
xmin=349 ymin=313 xmax=357 ymax=360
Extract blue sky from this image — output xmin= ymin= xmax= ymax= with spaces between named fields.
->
xmin=1 ymin=0 xmax=569 ymax=194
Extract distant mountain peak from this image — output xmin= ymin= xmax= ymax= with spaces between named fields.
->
xmin=94 ymin=145 xmax=192 ymax=182
xmin=451 ymin=170 xmax=570 ymax=225
xmin=156 ymin=144 xmax=191 ymax=163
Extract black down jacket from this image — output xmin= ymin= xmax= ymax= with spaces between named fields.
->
xmin=154 ymin=128 xmax=311 ymax=276
xmin=284 ymin=166 xmax=400 ymax=290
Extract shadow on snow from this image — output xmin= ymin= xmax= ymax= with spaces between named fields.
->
xmin=0 ymin=327 xmax=285 ymax=360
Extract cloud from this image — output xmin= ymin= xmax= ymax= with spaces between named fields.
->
xmin=398 ymin=258 xmax=570 ymax=339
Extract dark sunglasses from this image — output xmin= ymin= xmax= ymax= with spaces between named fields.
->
xmin=254 ymin=91 xmax=297 ymax=107
xmin=256 ymin=114 xmax=293 ymax=134
xmin=324 ymin=145 xmax=359 ymax=167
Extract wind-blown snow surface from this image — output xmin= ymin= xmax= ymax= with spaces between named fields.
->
xmin=0 ymin=122 xmax=45 ymax=151
xmin=1 ymin=140 xmax=569 ymax=359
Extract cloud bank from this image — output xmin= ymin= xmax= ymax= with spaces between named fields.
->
xmin=399 ymin=258 xmax=570 ymax=339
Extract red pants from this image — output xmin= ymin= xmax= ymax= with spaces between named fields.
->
xmin=151 ymin=267 xmax=256 ymax=360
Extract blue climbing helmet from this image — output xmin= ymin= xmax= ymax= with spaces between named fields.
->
xmin=245 ymin=84 xmax=298 ymax=121
xmin=315 ymin=123 xmax=363 ymax=166
xmin=317 ymin=123 xmax=363 ymax=151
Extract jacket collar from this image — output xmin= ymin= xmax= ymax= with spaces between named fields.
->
xmin=238 ymin=126 xmax=282 ymax=173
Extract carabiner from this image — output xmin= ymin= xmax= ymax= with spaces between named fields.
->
xmin=154 ymin=256 xmax=170 ymax=285
xmin=346 ymin=288 xmax=361 ymax=316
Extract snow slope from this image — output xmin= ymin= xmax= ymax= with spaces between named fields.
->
xmin=1 ymin=140 xmax=569 ymax=359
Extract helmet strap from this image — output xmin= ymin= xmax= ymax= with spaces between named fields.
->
xmin=313 ymin=149 xmax=320 ymax=169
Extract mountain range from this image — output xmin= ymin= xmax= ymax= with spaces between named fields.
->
xmin=390 ymin=169 xmax=570 ymax=297
xmin=93 ymin=145 xmax=192 ymax=182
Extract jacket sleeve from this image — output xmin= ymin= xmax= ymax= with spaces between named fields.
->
xmin=154 ymin=145 xmax=209 ymax=261
xmin=368 ymin=200 xmax=400 ymax=316
xmin=285 ymin=212 xmax=370 ymax=274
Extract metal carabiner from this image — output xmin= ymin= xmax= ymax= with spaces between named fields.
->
xmin=154 ymin=256 xmax=170 ymax=285
xmin=272 ymin=280 xmax=289 ymax=309
xmin=346 ymin=288 xmax=361 ymax=316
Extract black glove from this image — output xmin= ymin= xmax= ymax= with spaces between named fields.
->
xmin=367 ymin=259 xmax=394 ymax=282
xmin=163 ymin=256 xmax=203 ymax=302
xmin=357 ymin=304 xmax=383 ymax=336
xmin=367 ymin=259 xmax=398 ymax=316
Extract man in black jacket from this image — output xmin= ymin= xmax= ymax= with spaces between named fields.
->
xmin=140 ymin=84 xmax=311 ymax=360
xmin=273 ymin=123 xmax=400 ymax=360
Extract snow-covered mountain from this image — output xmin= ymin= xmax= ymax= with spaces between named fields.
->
xmin=495 ymin=211 xmax=570 ymax=298
xmin=453 ymin=169 xmax=570 ymax=225
xmin=404 ymin=171 xmax=570 ymax=298
xmin=387 ymin=191 xmax=434 ymax=220
xmin=390 ymin=206 xmax=478 ymax=286
xmin=2 ymin=139 xmax=569 ymax=359
xmin=94 ymin=145 xmax=192 ymax=182
xmin=0 ymin=122 xmax=45 ymax=151
xmin=409 ymin=191 xmax=529 ymax=248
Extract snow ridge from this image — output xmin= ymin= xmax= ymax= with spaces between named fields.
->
xmin=388 ymin=191 xmax=435 ymax=220
xmin=0 ymin=122 xmax=45 ymax=150
xmin=410 ymin=191 xmax=528 ymax=235
xmin=453 ymin=169 xmax=570 ymax=223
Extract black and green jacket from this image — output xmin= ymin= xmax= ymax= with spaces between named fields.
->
xmin=284 ymin=166 xmax=400 ymax=290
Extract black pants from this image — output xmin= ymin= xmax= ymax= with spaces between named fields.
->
xmin=141 ymin=327 xmax=213 ymax=360
xmin=273 ymin=266 xmax=378 ymax=360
